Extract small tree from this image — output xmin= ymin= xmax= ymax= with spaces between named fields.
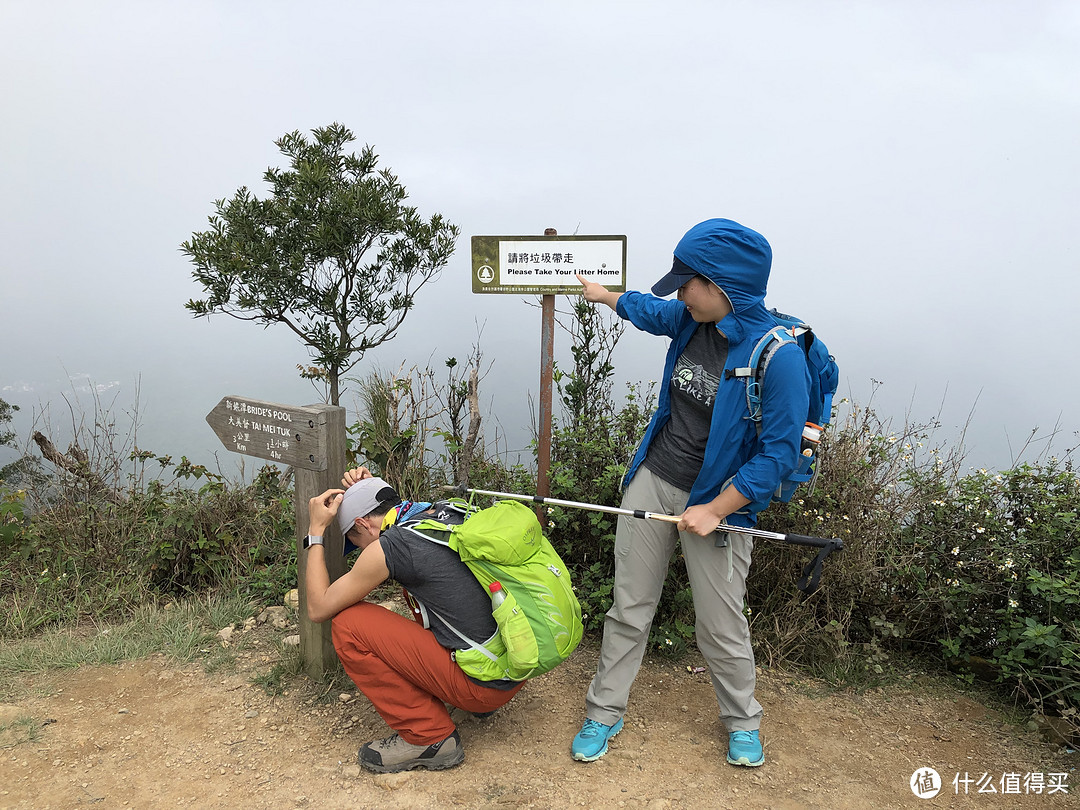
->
xmin=183 ymin=123 xmax=459 ymax=404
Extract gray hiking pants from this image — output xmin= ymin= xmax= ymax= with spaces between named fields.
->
xmin=584 ymin=466 xmax=763 ymax=732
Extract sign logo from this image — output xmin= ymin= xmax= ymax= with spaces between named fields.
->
xmin=477 ymin=264 xmax=494 ymax=284
xmin=911 ymin=768 xmax=942 ymax=799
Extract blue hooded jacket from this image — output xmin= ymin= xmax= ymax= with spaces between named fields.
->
xmin=617 ymin=219 xmax=810 ymax=527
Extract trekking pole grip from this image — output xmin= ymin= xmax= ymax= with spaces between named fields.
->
xmin=783 ymin=533 xmax=844 ymax=551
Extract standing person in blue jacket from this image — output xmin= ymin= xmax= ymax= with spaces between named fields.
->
xmin=571 ymin=218 xmax=809 ymax=768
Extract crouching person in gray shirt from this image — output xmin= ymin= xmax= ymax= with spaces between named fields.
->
xmin=304 ymin=467 xmax=523 ymax=773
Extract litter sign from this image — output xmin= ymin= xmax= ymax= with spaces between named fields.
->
xmin=471 ymin=234 xmax=626 ymax=294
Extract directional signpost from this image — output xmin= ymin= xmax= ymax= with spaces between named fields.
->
xmin=205 ymin=397 xmax=332 ymax=470
xmin=470 ymin=233 xmax=626 ymax=515
xmin=207 ymin=395 xmax=347 ymax=680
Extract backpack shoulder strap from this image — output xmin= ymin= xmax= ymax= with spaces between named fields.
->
xmin=425 ymin=605 xmax=500 ymax=663
xmin=401 ymin=524 xmax=451 ymax=546
xmin=727 ymin=325 xmax=800 ymax=423
xmin=399 ymin=498 xmax=473 ymax=538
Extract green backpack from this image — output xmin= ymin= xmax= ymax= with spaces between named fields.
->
xmin=402 ymin=499 xmax=584 ymax=682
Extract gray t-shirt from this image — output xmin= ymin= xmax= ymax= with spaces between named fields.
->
xmin=643 ymin=323 xmax=729 ymax=491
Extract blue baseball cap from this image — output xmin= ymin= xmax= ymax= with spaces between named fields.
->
xmin=651 ymin=255 xmax=698 ymax=297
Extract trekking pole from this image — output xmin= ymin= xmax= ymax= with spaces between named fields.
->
xmin=439 ymin=485 xmax=843 ymax=594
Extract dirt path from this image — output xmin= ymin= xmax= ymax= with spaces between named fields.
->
xmin=1 ymin=632 xmax=1076 ymax=809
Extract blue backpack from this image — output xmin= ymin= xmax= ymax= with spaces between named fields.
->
xmin=729 ymin=309 xmax=839 ymax=503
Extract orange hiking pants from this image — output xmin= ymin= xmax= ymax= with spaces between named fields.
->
xmin=331 ymin=601 xmax=523 ymax=744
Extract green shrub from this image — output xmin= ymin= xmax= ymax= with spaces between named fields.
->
xmin=747 ymin=399 xmax=1079 ymax=737
xmin=901 ymin=462 xmax=1079 ymax=727
xmin=0 ymin=486 xmax=27 ymax=546
xmin=545 ymin=379 xmax=660 ymax=635
xmin=543 ymin=300 xmax=664 ymax=638
xmin=0 ymin=454 xmax=295 ymax=639
xmin=140 ymin=462 xmax=295 ymax=599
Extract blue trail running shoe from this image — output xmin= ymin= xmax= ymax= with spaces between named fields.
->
xmin=726 ymin=729 xmax=764 ymax=767
xmin=571 ymin=717 xmax=624 ymax=762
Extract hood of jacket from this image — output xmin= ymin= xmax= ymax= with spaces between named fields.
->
xmin=672 ymin=219 xmax=772 ymax=327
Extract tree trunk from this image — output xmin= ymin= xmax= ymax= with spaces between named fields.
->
xmin=31 ymin=431 xmax=122 ymax=505
xmin=329 ymin=370 xmax=340 ymax=406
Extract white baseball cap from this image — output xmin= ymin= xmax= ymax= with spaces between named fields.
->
xmin=336 ymin=477 xmax=400 ymax=552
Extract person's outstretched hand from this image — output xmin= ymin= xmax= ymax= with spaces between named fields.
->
xmin=575 ymin=274 xmax=621 ymax=311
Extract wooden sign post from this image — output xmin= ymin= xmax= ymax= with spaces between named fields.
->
xmin=207 ymin=396 xmax=347 ymax=680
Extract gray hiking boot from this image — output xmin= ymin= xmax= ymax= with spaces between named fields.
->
xmin=358 ymin=730 xmax=464 ymax=773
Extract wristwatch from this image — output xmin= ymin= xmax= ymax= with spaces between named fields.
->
xmin=302 ymin=535 xmax=324 ymax=550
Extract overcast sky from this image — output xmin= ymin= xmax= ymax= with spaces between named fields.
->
xmin=2 ymin=1 xmax=1078 ymax=478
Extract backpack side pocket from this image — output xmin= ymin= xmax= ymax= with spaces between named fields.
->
xmin=492 ymin=589 xmax=538 ymax=679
